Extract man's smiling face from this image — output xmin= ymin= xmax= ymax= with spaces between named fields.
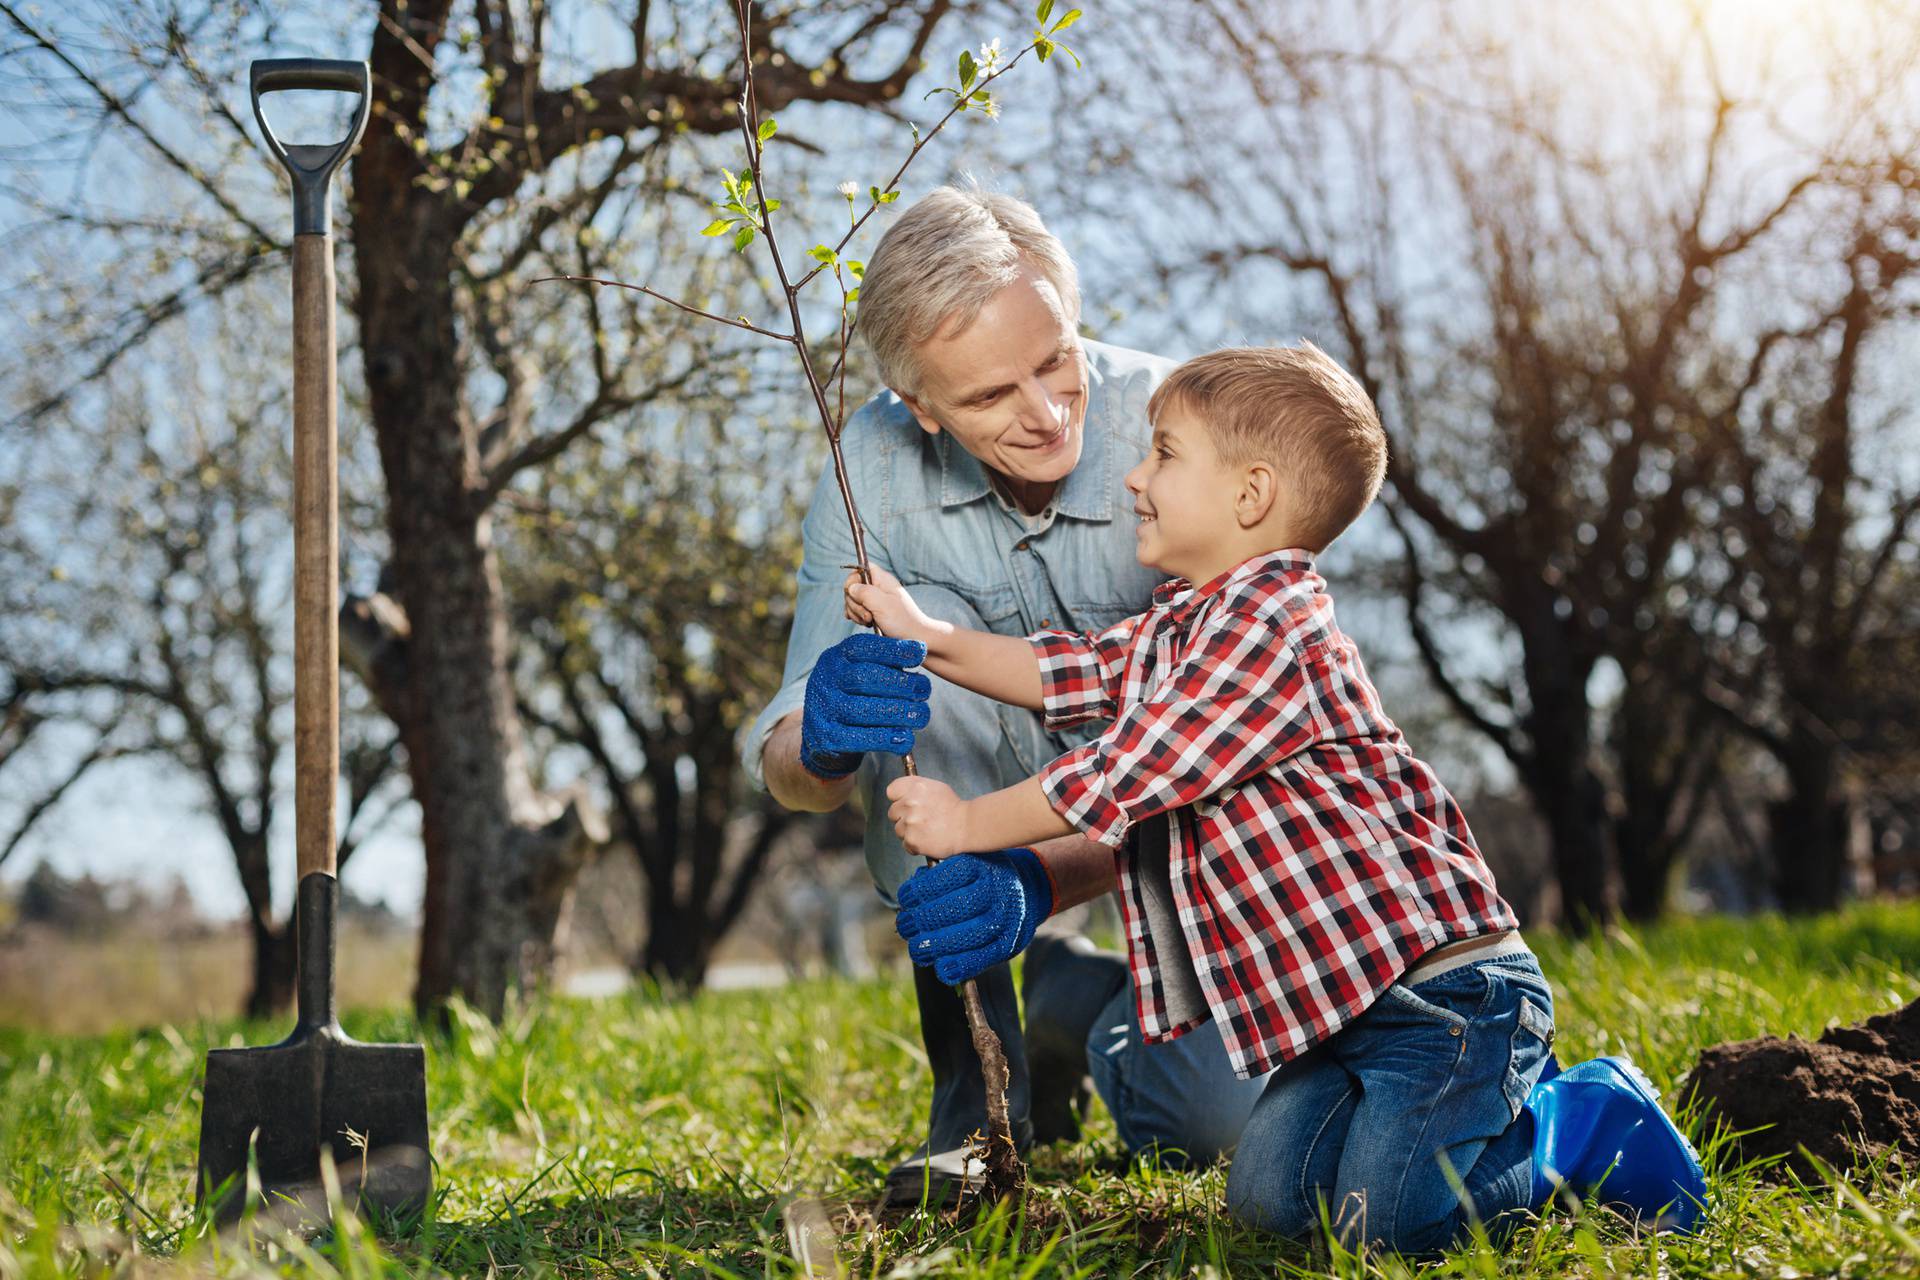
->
xmin=897 ymin=258 xmax=1088 ymax=507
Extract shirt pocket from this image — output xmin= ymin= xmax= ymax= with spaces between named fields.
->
xmin=883 ymin=508 xmax=1025 ymax=630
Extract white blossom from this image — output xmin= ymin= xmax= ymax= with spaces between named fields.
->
xmin=977 ymin=38 xmax=1003 ymax=72
xmin=837 ymin=180 xmax=858 ymax=198
xmin=980 ymin=95 xmax=1002 ymax=120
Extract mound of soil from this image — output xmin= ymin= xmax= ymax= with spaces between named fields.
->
xmin=1683 ymin=997 xmax=1920 ymax=1182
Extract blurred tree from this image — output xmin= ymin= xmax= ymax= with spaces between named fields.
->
xmin=1037 ymin=0 xmax=1920 ymax=926
xmin=2 ymin=0 xmax=970 ymax=1017
xmin=1699 ymin=184 xmax=1920 ymax=910
xmin=0 ymin=311 xmax=406 ymax=1015
xmin=502 ymin=383 xmax=812 ymax=987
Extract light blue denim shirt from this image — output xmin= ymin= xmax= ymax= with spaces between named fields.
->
xmin=743 ymin=339 xmax=1178 ymax=884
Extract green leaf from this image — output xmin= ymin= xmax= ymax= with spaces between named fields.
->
xmin=846 ymin=287 xmax=859 ymax=303
xmin=701 ymin=218 xmax=733 ymax=237
xmin=808 ymin=244 xmax=837 ymax=264
xmin=1035 ymin=37 xmax=1053 ymax=62
xmin=1051 ymin=8 xmax=1081 ymax=32
xmin=847 ymin=260 xmax=865 ymax=279
xmin=762 ymin=198 xmax=781 ymax=213
xmin=1037 ymin=0 xmax=1055 ymax=24
xmin=871 ymin=186 xmax=901 ymax=204
xmin=1059 ymin=42 xmax=1082 ymax=68
xmin=958 ymin=49 xmax=978 ymax=91
xmin=733 ymin=225 xmax=756 ymax=253
xmin=757 ymin=117 xmax=777 ymax=143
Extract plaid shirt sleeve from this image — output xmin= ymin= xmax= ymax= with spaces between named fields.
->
xmin=1038 ymin=607 xmax=1319 ymax=848
xmin=1029 ymin=611 xmax=1145 ymax=730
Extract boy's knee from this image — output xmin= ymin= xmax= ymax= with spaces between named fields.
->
xmin=1224 ymin=1154 xmax=1320 ymax=1237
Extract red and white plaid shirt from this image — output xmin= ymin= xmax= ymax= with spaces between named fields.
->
xmin=1033 ymin=549 xmax=1516 ymax=1078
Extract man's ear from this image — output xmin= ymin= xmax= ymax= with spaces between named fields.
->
xmin=899 ymin=393 xmax=944 ymax=437
xmin=1238 ymin=462 xmax=1278 ymax=529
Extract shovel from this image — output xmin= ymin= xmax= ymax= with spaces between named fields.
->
xmin=195 ymin=59 xmax=431 ymax=1230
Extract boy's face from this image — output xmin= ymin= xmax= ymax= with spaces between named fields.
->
xmin=1123 ymin=404 xmax=1249 ymax=583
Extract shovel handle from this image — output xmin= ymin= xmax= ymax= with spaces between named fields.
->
xmin=249 ymin=59 xmax=370 ymax=237
xmin=292 ymin=235 xmax=339 ymax=882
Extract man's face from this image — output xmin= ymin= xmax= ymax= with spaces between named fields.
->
xmin=1123 ymin=402 xmax=1246 ymax=584
xmin=898 ymin=261 xmax=1088 ymax=490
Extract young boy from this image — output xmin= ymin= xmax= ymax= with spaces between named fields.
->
xmin=845 ymin=344 xmax=1706 ymax=1252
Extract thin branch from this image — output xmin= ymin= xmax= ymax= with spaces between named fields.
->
xmin=532 ymin=274 xmax=793 ymax=341
xmin=0 ymin=2 xmax=279 ymax=248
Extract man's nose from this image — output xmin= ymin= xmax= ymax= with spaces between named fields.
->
xmin=1015 ymin=377 xmax=1069 ymax=430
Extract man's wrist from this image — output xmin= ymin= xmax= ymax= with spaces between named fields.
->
xmin=799 ymin=744 xmax=860 ymax=781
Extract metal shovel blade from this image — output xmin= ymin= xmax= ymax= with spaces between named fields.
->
xmin=196 ymin=876 xmax=431 ymax=1229
xmin=198 ymin=1031 xmax=430 ymax=1228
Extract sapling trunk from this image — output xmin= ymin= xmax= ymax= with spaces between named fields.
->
xmin=541 ymin=0 xmax=1091 ymax=1206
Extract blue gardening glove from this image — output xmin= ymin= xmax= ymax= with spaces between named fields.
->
xmin=800 ymin=634 xmax=931 ymax=779
xmin=895 ymin=849 xmax=1054 ymax=985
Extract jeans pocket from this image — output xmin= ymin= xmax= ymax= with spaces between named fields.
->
xmin=1502 ymin=995 xmax=1557 ymax=1119
xmin=1381 ymin=981 xmax=1472 ymax=1034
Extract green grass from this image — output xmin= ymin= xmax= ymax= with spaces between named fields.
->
xmin=6 ymin=902 xmax=1920 ymax=1277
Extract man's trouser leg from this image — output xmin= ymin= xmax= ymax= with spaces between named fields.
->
xmin=865 ymin=587 xmax=1035 ymax=1202
xmin=1084 ymin=981 xmax=1273 ymax=1167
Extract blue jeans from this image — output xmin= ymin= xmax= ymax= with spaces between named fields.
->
xmin=1086 ymin=981 xmax=1273 ymax=1165
xmin=1225 ymin=953 xmax=1557 ymax=1254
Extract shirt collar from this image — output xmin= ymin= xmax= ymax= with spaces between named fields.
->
xmin=937 ymin=349 xmax=1112 ymax=519
xmin=1150 ymin=548 xmax=1320 ymax=621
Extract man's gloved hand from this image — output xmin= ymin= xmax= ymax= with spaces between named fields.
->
xmin=895 ymin=849 xmax=1055 ymax=985
xmin=800 ymin=634 xmax=932 ymax=779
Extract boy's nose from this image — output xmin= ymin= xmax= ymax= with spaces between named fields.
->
xmin=1123 ymin=461 xmax=1145 ymax=493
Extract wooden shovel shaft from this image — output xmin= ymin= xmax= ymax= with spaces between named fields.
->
xmin=292 ymin=233 xmax=338 ymax=881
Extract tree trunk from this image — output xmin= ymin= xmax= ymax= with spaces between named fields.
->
xmin=1767 ymin=738 xmax=1849 ymax=913
xmin=1514 ymin=601 xmax=1614 ymax=931
xmin=350 ymin=1 xmax=599 ymax=1019
xmin=639 ymin=893 xmax=716 ymax=991
xmin=244 ymin=919 xmax=296 ymax=1020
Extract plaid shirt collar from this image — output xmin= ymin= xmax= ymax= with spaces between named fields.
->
xmin=1148 ymin=548 xmax=1320 ymax=622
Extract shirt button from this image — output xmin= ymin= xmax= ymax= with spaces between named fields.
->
xmin=1040 ymin=618 xmax=1051 ymax=627
xmin=1449 ymin=1025 xmax=1463 ymax=1037
xmin=1015 ymin=539 xmax=1030 ymax=551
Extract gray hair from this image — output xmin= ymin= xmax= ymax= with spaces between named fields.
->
xmin=856 ymin=184 xmax=1081 ymax=400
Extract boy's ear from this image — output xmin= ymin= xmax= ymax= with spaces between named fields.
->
xmin=899 ymin=394 xmax=944 ymax=437
xmin=1237 ymin=461 xmax=1279 ymax=529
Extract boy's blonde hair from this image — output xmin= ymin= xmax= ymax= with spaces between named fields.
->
xmin=1147 ymin=343 xmax=1387 ymax=552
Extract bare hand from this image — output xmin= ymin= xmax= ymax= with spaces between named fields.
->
xmin=886 ymin=775 xmax=970 ymax=858
xmin=845 ymin=566 xmax=942 ymax=647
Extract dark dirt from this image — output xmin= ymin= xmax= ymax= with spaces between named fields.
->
xmin=1683 ymin=997 xmax=1920 ymax=1182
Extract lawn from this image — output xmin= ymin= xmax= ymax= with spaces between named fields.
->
xmin=5 ymin=903 xmax=1920 ymax=1277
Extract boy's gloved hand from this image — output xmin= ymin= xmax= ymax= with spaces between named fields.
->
xmin=800 ymin=634 xmax=931 ymax=779
xmin=895 ymin=848 xmax=1054 ymax=985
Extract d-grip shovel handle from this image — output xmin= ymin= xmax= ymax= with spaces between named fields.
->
xmin=249 ymin=59 xmax=370 ymax=237
xmin=252 ymin=58 xmax=366 ymax=883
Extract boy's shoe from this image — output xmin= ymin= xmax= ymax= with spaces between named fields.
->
xmin=1526 ymin=1055 xmax=1708 ymax=1232
xmin=1021 ymin=932 xmax=1128 ymax=1145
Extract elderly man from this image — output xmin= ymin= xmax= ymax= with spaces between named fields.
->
xmin=743 ymin=186 xmax=1268 ymax=1202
